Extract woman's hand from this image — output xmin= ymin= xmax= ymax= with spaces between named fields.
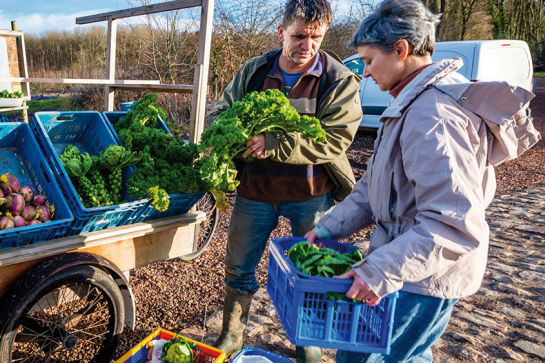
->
xmin=304 ymin=229 xmax=318 ymax=245
xmin=243 ymin=134 xmax=266 ymax=159
xmin=335 ymin=270 xmax=380 ymax=306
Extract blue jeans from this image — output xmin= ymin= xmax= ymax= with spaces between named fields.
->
xmin=225 ymin=194 xmax=334 ymax=294
xmin=336 ymin=291 xmax=458 ymax=363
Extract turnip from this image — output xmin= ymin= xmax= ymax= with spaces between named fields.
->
xmin=0 ymin=193 xmax=25 ymax=216
xmin=27 ymin=220 xmax=42 ymax=226
xmin=21 ymin=205 xmax=36 ymax=221
xmin=35 ymin=205 xmax=50 ymax=222
xmin=0 ymin=216 xmax=14 ymax=230
xmin=1 ymin=185 xmax=10 ymax=197
xmin=19 ymin=186 xmax=34 ymax=203
xmin=33 ymin=194 xmax=46 ymax=206
xmin=0 ymin=173 xmax=20 ymax=193
xmin=13 ymin=215 xmax=26 ymax=227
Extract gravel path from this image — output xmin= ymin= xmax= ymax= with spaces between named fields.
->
xmin=112 ymin=78 xmax=545 ymax=362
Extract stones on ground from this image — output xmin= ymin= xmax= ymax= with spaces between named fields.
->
xmin=519 ymin=270 xmax=545 ymax=282
xmin=205 ymin=311 xmax=223 ymax=333
xmin=456 ymin=310 xmax=506 ymax=332
xmin=513 ymin=340 xmax=545 ymax=359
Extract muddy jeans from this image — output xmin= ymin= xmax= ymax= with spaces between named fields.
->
xmin=224 ymin=193 xmax=334 ymax=294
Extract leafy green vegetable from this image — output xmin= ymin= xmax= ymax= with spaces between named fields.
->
xmin=0 ymin=89 xmax=24 ymax=98
xmin=288 ymin=241 xmax=365 ymax=303
xmin=114 ymin=96 xmax=208 ymax=211
xmin=60 ymin=144 xmax=138 ymax=207
xmin=199 ymin=89 xmax=328 ymax=206
xmin=162 ymin=335 xmax=199 ymax=363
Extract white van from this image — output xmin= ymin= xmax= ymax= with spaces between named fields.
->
xmin=343 ymin=40 xmax=534 ymax=128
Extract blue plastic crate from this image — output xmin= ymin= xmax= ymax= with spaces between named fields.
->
xmin=30 ymin=111 xmax=149 ymax=235
xmin=231 ymin=348 xmax=293 ymax=363
xmin=0 ymin=123 xmax=73 ymax=249
xmin=102 ymin=111 xmax=172 ymax=145
xmin=139 ymin=191 xmax=204 ymax=221
xmin=120 ymin=101 xmax=137 ymax=112
xmin=267 ymin=237 xmax=397 ymax=354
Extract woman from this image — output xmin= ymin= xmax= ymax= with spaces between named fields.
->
xmin=305 ymin=0 xmax=540 ymax=362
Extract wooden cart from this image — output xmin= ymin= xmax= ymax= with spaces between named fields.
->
xmin=0 ymin=213 xmax=207 ymax=362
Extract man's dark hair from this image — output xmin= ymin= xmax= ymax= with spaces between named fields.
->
xmin=283 ymin=0 xmax=333 ymax=27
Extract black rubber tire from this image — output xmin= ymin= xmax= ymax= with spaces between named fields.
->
xmin=0 ymin=265 xmax=124 ymax=363
xmin=180 ymin=191 xmax=220 ymax=261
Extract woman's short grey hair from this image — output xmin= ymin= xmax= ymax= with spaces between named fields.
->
xmin=350 ymin=0 xmax=441 ymax=56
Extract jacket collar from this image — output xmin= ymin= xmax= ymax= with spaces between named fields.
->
xmin=381 ymin=58 xmax=465 ymax=119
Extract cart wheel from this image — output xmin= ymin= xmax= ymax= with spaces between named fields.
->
xmin=0 ymin=265 xmax=124 ymax=363
xmin=180 ymin=191 xmax=220 ymax=261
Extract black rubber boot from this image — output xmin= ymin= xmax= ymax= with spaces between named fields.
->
xmin=296 ymin=346 xmax=323 ymax=363
xmin=213 ymin=286 xmax=254 ymax=356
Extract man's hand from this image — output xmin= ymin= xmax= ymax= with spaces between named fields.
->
xmin=335 ymin=270 xmax=380 ymax=306
xmin=243 ymin=134 xmax=266 ymax=159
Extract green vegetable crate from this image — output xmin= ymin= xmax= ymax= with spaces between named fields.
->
xmin=30 ymin=111 xmax=149 ymax=235
xmin=102 ymin=111 xmax=205 ymax=221
xmin=115 ymin=328 xmax=226 ymax=363
xmin=267 ymin=237 xmax=398 ymax=354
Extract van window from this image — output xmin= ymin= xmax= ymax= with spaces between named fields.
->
xmin=432 ymin=50 xmax=471 ymax=79
xmin=345 ymin=58 xmax=365 ymax=77
xmin=480 ymin=46 xmax=531 ymax=83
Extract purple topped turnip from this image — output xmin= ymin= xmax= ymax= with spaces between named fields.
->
xmin=35 ymin=205 xmax=51 ymax=222
xmin=0 ymin=173 xmax=20 ymax=193
xmin=13 ymin=215 xmax=26 ymax=227
xmin=27 ymin=220 xmax=42 ymax=226
xmin=1 ymin=185 xmax=10 ymax=197
xmin=33 ymin=194 xmax=46 ymax=206
xmin=21 ymin=205 xmax=36 ymax=221
xmin=0 ymin=216 xmax=14 ymax=230
xmin=0 ymin=193 xmax=25 ymax=216
xmin=19 ymin=186 xmax=34 ymax=203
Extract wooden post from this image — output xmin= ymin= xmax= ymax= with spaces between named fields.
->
xmin=104 ymin=17 xmax=118 ymax=111
xmin=189 ymin=0 xmax=214 ymax=143
xmin=11 ymin=20 xmax=29 ymax=122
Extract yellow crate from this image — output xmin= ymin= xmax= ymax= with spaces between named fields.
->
xmin=115 ymin=328 xmax=226 ymax=363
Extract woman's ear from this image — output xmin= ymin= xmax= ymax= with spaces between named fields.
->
xmin=394 ymin=39 xmax=411 ymax=62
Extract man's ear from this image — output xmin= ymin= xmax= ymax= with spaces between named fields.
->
xmin=278 ymin=24 xmax=284 ymax=42
xmin=394 ymin=39 xmax=410 ymax=62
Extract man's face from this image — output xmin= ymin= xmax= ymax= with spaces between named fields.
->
xmin=278 ymin=18 xmax=328 ymax=67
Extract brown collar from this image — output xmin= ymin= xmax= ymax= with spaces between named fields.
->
xmin=389 ymin=64 xmax=431 ymax=99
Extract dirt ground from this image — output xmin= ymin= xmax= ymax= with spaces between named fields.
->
xmin=112 ymin=77 xmax=545 ymax=362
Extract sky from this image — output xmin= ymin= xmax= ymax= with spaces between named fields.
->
xmin=1 ymin=0 xmax=356 ymax=35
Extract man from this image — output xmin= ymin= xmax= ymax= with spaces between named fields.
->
xmin=210 ymin=1 xmax=362 ymax=362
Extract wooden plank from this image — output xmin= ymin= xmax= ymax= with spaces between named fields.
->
xmin=190 ymin=0 xmax=214 ymax=143
xmin=105 ymin=18 xmax=118 ymax=111
xmin=0 ymin=218 xmax=201 ymax=297
xmin=0 ymin=212 xmax=205 ymax=267
xmin=0 ymin=77 xmax=162 ymax=85
xmin=0 ymin=106 xmax=28 ymax=112
xmin=76 ymin=0 xmax=202 ymax=24
xmin=110 ymin=83 xmax=194 ymax=93
xmin=0 ymin=30 xmax=23 ymax=37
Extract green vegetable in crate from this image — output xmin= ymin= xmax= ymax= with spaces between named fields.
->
xmin=288 ymin=241 xmax=364 ymax=277
xmin=198 ymin=89 xmax=328 ymax=208
xmin=162 ymin=335 xmax=199 ymax=363
xmin=288 ymin=241 xmax=365 ymax=303
xmin=0 ymin=89 xmax=24 ymax=98
xmin=115 ymin=95 xmax=208 ymax=211
xmin=114 ymin=94 xmax=167 ymax=132
xmin=60 ymin=144 xmax=138 ymax=208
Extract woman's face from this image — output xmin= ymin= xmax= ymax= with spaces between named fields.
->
xmin=357 ymin=44 xmax=406 ymax=92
